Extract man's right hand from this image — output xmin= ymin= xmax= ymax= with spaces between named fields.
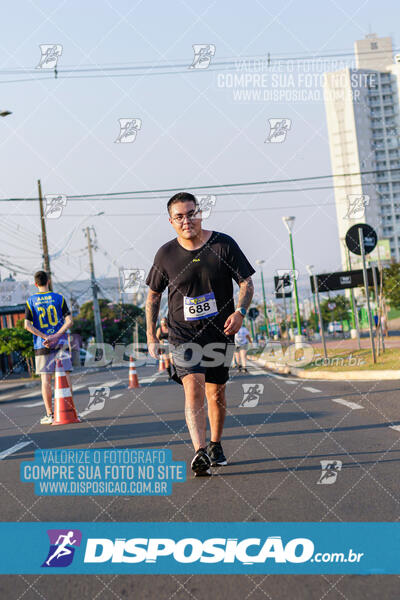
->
xmin=147 ymin=337 xmax=159 ymax=359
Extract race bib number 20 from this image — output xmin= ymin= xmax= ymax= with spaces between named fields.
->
xmin=184 ymin=292 xmax=218 ymax=321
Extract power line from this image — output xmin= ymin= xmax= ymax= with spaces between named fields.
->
xmin=0 ymin=46 xmax=398 ymax=84
xmin=0 ymin=167 xmax=398 ymax=203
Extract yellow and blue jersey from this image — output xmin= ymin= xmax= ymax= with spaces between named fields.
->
xmin=25 ymin=292 xmax=70 ymax=353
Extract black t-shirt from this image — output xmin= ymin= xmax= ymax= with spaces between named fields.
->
xmin=146 ymin=231 xmax=255 ymax=345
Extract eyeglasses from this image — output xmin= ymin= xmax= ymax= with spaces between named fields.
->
xmin=171 ymin=208 xmax=201 ymax=224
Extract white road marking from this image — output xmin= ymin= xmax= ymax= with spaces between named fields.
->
xmin=140 ymin=372 xmax=165 ymax=384
xmin=22 ymin=401 xmax=43 ymax=408
xmin=389 ymin=425 xmax=400 ymax=433
xmin=248 ymin=367 xmax=299 ymax=384
xmin=78 ymin=392 xmax=124 ymax=419
xmin=0 ymin=441 xmax=32 ymax=460
xmin=302 ymin=387 xmax=321 ymax=393
xmin=0 ymin=392 xmax=28 ymax=401
xmin=332 ymin=398 xmax=363 ymax=410
xmin=18 ymin=390 xmax=42 ymax=399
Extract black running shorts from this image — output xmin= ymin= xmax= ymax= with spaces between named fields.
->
xmin=169 ymin=342 xmax=234 ymax=385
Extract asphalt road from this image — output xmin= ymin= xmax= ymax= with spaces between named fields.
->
xmin=1 ymin=361 xmax=400 ymax=599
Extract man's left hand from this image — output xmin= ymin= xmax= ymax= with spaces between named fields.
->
xmin=223 ymin=311 xmax=243 ymax=336
xmin=43 ymin=333 xmax=60 ymax=348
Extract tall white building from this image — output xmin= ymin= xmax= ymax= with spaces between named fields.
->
xmin=323 ymin=34 xmax=400 ymax=268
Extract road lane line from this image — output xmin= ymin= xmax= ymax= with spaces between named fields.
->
xmin=78 ymin=393 xmax=125 ymax=419
xmin=302 ymin=387 xmax=321 ymax=393
xmin=249 ymin=367 xmax=299 ymax=383
xmin=332 ymin=398 xmax=363 ymax=410
xmin=389 ymin=425 xmax=400 ymax=432
xmin=0 ymin=441 xmax=32 ymax=460
xmin=140 ymin=372 xmax=166 ymax=384
xmin=22 ymin=401 xmax=43 ymax=407
xmin=0 ymin=393 xmax=28 ymax=401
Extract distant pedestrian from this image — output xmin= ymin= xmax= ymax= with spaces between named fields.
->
xmin=24 ymin=271 xmax=73 ymax=425
xmin=234 ymin=325 xmax=252 ymax=373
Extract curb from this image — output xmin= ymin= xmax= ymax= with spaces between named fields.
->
xmin=249 ymin=357 xmax=400 ymax=381
xmin=0 ymin=381 xmax=40 ymax=397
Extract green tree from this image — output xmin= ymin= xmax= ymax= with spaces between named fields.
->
xmin=383 ymin=263 xmax=400 ymax=310
xmin=71 ymin=299 xmax=145 ymax=345
xmin=320 ymin=294 xmax=351 ymax=325
xmin=0 ymin=320 xmax=35 ymax=376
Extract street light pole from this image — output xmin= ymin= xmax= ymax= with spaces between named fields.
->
xmin=306 ymin=265 xmax=318 ymax=333
xmin=85 ymin=226 xmax=104 ymax=345
xmin=282 ymin=217 xmax=302 ymax=340
xmin=256 ymin=259 xmax=270 ymax=339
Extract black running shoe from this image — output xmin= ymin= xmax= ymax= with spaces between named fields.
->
xmin=191 ymin=448 xmax=212 ymax=476
xmin=207 ymin=441 xmax=228 ymax=466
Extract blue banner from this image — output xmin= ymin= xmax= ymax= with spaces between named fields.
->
xmin=0 ymin=522 xmax=398 ymax=574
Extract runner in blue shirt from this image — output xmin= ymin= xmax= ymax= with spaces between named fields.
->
xmin=24 ymin=270 xmax=73 ymax=424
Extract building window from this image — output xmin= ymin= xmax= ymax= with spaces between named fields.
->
xmin=371 ymin=42 xmax=378 ymax=49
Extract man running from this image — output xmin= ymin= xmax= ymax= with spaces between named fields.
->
xmin=145 ymin=192 xmax=254 ymax=476
xmin=24 ymin=270 xmax=73 ymax=424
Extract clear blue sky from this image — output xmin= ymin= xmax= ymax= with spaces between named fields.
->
xmin=1 ymin=0 xmax=399 ymax=298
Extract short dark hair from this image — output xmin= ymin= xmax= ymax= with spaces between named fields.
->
xmin=34 ymin=270 xmax=48 ymax=286
xmin=167 ymin=192 xmax=198 ymax=215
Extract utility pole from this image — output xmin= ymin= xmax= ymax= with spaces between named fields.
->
xmin=38 ymin=179 xmax=52 ymax=290
xmin=345 ymin=245 xmax=361 ymax=350
xmin=359 ymin=228 xmax=376 ymax=364
xmin=84 ymin=226 xmax=104 ymax=344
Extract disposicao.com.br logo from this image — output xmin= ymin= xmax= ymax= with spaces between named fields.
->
xmin=82 ymin=536 xmax=362 ymax=565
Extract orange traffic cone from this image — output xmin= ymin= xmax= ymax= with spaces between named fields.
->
xmin=159 ymin=354 xmax=166 ymax=372
xmin=52 ymin=359 xmax=80 ymax=425
xmin=128 ymin=356 xmax=140 ymax=388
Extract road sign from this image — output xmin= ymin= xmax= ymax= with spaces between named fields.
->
xmin=345 ymin=224 xmax=378 ymax=256
xmin=248 ymin=307 xmax=259 ymax=320
xmin=274 ymin=275 xmax=292 ymax=299
xmin=310 ymin=268 xmax=380 ymax=293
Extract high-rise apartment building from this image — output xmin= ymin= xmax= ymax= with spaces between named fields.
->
xmin=324 ymin=34 xmax=400 ymax=268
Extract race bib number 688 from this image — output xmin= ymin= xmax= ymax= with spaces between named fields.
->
xmin=184 ymin=292 xmax=218 ymax=321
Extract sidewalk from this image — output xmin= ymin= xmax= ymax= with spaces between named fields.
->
xmin=249 ymin=356 xmax=400 ymax=381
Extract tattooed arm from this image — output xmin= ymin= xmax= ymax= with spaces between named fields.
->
xmin=146 ymin=289 xmax=162 ymax=358
xmin=237 ymin=276 xmax=254 ymax=312
xmin=224 ymin=276 xmax=254 ymax=336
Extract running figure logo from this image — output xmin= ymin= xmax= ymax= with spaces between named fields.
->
xmin=344 ymin=194 xmax=369 ymax=220
xmin=196 ymin=194 xmax=216 ymax=219
xmin=317 ymin=460 xmax=342 ymax=485
xmin=265 ymin=118 xmax=291 ymax=143
xmin=189 ymin=44 xmax=216 ymax=69
xmin=122 ymin=269 xmax=145 ymax=293
xmin=44 ymin=194 xmax=67 ymax=219
xmin=87 ymin=386 xmax=110 ymax=412
xmin=240 ymin=384 xmax=264 ymax=408
xmin=42 ymin=529 xmax=82 ymax=567
xmin=115 ymin=118 xmax=142 ymax=143
xmin=36 ymin=44 xmax=63 ymax=69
